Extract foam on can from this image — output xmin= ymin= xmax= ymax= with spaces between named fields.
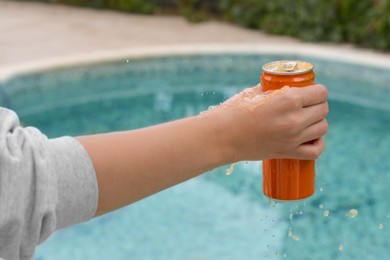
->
xmin=261 ymin=60 xmax=316 ymax=201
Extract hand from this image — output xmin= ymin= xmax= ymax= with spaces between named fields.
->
xmin=78 ymin=84 xmax=328 ymax=216
xmin=204 ymin=84 xmax=329 ymax=162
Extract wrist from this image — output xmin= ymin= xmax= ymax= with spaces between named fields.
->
xmin=199 ymin=109 xmax=238 ymax=166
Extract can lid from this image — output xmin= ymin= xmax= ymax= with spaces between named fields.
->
xmin=262 ymin=60 xmax=313 ymax=75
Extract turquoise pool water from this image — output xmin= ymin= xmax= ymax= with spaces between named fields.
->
xmin=1 ymin=54 xmax=390 ymax=260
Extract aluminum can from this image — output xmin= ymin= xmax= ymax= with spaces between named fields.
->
xmin=261 ymin=60 xmax=315 ymax=201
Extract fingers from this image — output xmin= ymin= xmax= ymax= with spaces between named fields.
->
xmin=291 ymin=138 xmax=326 ymax=160
xmin=299 ymin=119 xmax=328 ymax=144
xmin=301 ymin=101 xmax=329 ymax=128
xmin=295 ymin=84 xmax=328 ymax=107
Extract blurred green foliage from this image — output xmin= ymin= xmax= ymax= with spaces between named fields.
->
xmin=27 ymin=0 xmax=390 ymax=51
xmin=219 ymin=0 xmax=390 ymax=51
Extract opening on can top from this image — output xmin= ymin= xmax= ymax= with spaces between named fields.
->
xmin=262 ymin=60 xmax=313 ymax=75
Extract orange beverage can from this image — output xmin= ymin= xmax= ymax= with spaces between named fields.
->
xmin=261 ymin=60 xmax=315 ymax=201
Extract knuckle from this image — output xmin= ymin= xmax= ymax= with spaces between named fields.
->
xmin=278 ymin=115 xmax=301 ymax=133
xmin=287 ymin=91 xmax=302 ymax=108
xmin=302 ymin=139 xmax=325 ymax=160
xmin=313 ymin=141 xmax=325 ymax=159
xmin=323 ymin=102 xmax=330 ymax=117
xmin=319 ymin=119 xmax=329 ymax=135
xmin=290 ymin=115 xmax=304 ymax=129
xmin=318 ymin=85 xmax=329 ymax=98
xmin=282 ymin=89 xmax=301 ymax=108
xmin=308 ymin=148 xmax=321 ymax=160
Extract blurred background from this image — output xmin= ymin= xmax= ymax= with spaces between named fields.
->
xmin=1 ymin=1 xmax=390 ymax=260
xmin=13 ymin=0 xmax=390 ymax=51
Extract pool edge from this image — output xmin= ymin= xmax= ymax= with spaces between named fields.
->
xmin=1 ymin=43 xmax=390 ymax=83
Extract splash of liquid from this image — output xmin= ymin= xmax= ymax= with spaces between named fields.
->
xmin=323 ymin=210 xmax=330 ymax=217
xmin=268 ymin=199 xmax=278 ymax=208
xmin=347 ymin=209 xmax=358 ymax=218
xmin=245 ymin=85 xmax=290 ymax=112
xmin=288 ymin=229 xmax=300 ymax=241
xmin=225 ymin=163 xmax=236 ymax=176
xmin=200 ymin=84 xmax=290 ymax=116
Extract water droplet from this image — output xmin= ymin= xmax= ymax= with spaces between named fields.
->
xmin=323 ymin=210 xmax=330 ymax=217
xmin=288 ymin=229 xmax=300 ymax=241
xmin=319 ymin=204 xmax=324 ymax=209
xmin=207 ymin=105 xmax=218 ymax=111
xmin=225 ymin=163 xmax=235 ymax=176
xmin=338 ymin=245 xmax=344 ymax=251
xmin=268 ymin=199 xmax=278 ymax=208
xmin=126 ymin=59 xmax=129 ymax=63
xmin=378 ymin=223 xmax=384 ymax=230
xmin=347 ymin=209 xmax=358 ymax=218
xmin=319 ymin=187 xmax=324 ymax=192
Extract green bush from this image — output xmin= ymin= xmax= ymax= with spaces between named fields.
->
xmin=24 ymin=0 xmax=390 ymax=51
xmin=218 ymin=0 xmax=390 ymax=51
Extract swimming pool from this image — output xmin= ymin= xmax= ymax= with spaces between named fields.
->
xmin=1 ymin=54 xmax=389 ymax=259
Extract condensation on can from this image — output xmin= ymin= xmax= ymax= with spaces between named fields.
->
xmin=261 ymin=60 xmax=316 ymax=201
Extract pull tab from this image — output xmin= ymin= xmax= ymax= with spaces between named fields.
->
xmin=282 ymin=61 xmax=297 ymax=72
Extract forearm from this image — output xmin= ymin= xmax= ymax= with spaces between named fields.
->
xmin=77 ymin=85 xmax=328 ymax=217
xmin=77 ymin=112 xmax=232 ymax=216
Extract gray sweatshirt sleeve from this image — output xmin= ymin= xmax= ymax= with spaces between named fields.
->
xmin=0 ymin=108 xmax=98 ymax=260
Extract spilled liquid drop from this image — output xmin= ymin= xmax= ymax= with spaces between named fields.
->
xmin=268 ymin=199 xmax=278 ymax=208
xmin=323 ymin=210 xmax=330 ymax=217
xmin=207 ymin=84 xmax=289 ymax=113
xmin=347 ymin=209 xmax=358 ymax=218
xmin=225 ymin=163 xmax=236 ymax=176
xmin=288 ymin=229 xmax=300 ymax=241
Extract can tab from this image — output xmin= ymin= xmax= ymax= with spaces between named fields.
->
xmin=282 ymin=61 xmax=297 ymax=72
xmin=262 ymin=60 xmax=313 ymax=75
